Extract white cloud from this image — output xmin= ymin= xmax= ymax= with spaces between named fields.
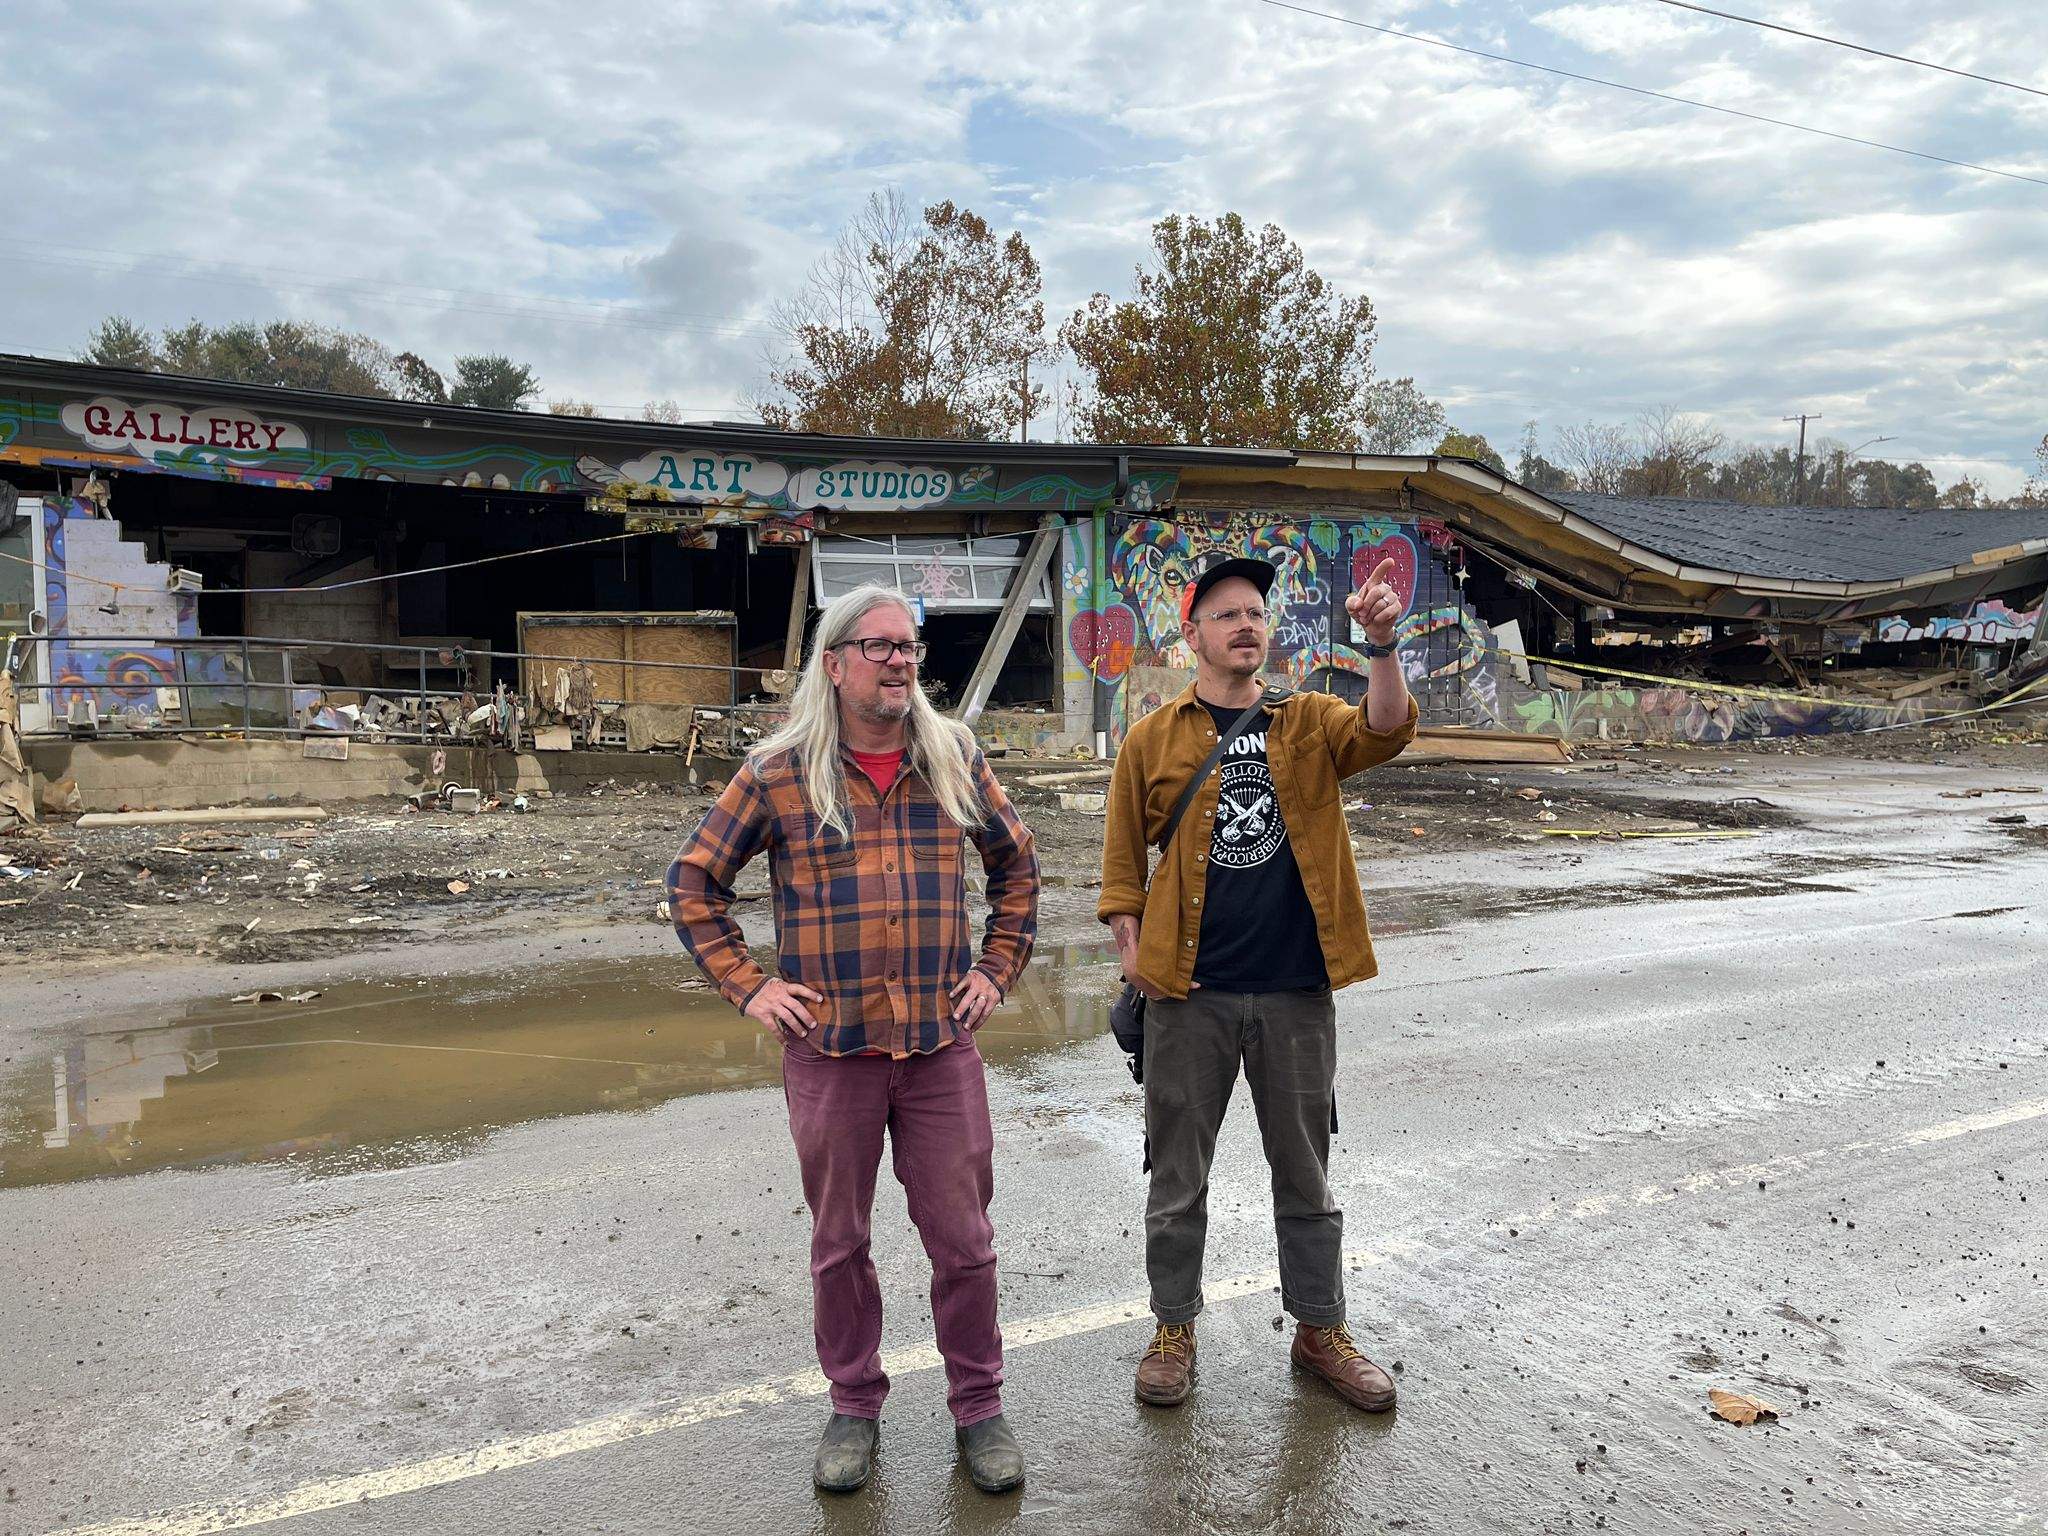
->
xmin=2 ymin=0 xmax=2043 ymax=490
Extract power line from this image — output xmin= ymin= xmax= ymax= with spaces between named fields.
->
xmin=0 ymin=242 xmax=788 ymax=344
xmin=1652 ymin=0 xmax=2048 ymax=100
xmin=0 ymin=527 xmax=669 ymax=596
xmin=1250 ymin=0 xmax=2048 ymax=190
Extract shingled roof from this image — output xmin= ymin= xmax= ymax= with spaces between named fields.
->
xmin=1552 ymin=492 xmax=2048 ymax=583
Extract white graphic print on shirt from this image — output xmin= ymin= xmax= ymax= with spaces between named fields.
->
xmin=1210 ymin=731 xmax=1287 ymax=870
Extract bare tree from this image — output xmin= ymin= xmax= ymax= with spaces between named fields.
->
xmin=1554 ymin=421 xmax=1636 ymax=495
xmin=1626 ymin=406 xmax=1724 ymax=497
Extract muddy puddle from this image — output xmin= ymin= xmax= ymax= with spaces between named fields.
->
xmin=0 ymin=944 xmax=1120 ymax=1191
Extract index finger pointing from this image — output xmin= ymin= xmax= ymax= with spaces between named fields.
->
xmin=1369 ymin=557 xmax=1396 ymax=589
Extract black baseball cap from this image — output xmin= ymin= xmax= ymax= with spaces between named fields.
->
xmin=1180 ymin=556 xmax=1276 ymax=624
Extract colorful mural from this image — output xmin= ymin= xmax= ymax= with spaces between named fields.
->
xmin=1874 ymin=598 xmax=2039 ymax=646
xmin=1 ymin=390 xmax=1179 ymax=518
xmin=1056 ymin=506 xmax=1911 ymax=749
xmin=1055 ymin=509 xmax=1499 ymax=743
xmin=40 ymin=497 xmax=199 ymax=720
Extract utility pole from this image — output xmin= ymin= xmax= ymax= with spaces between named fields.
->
xmin=1783 ymin=413 xmax=1821 ymax=504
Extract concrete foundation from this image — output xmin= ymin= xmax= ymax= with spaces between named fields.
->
xmin=23 ymin=738 xmax=712 ymax=813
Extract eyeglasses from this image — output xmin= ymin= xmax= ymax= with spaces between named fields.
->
xmin=1198 ymin=605 xmax=1269 ymax=627
xmin=834 ymin=638 xmax=928 ymax=663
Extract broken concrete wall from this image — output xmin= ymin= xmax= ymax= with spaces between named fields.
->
xmin=21 ymin=738 xmax=701 ymax=813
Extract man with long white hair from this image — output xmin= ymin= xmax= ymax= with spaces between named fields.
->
xmin=668 ymin=583 xmax=1039 ymax=1496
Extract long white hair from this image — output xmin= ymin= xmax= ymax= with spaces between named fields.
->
xmin=753 ymin=584 xmax=984 ymax=839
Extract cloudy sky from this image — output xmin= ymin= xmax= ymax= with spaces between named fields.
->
xmin=4 ymin=0 xmax=2043 ymax=492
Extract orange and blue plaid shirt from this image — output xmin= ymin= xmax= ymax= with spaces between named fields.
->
xmin=668 ymin=743 xmax=1038 ymax=1057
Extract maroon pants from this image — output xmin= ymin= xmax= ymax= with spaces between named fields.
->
xmin=781 ymin=1034 xmax=1005 ymax=1425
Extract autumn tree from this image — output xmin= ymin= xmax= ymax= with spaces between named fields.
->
xmin=1060 ymin=213 xmax=1377 ymax=449
xmin=1515 ymin=421 xmax=1573 ymax=493
xmin=86 ymin=316 xmax=399 ymax=396
xmin=758 ymin=191 xmax=1050 ymax=439
xmin=1359 ymin=377 xmax=1446 ymax=454
xmin=1436 ymin=429 xmax=1505 ymax=473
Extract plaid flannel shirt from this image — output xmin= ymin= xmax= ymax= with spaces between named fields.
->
xmin=668 ymin=743 xmax=1038 ymax=1057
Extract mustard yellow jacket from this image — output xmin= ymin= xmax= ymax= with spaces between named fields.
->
xmin=1098 ymin=684 xmax=1418 ymax=998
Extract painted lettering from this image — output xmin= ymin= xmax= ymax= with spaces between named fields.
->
xmin=147 ymin=411 xmax=175 ymax=443
xmin=83 ymin=404 xmax=113 ymax=436
xmin=725 ymin=458 xmax=754 ymax=496
xmin=234 ymin=422 xmax=259 ymax=450
xmin=931 ymin=470 xmax=951 ymax=499
xmin=208 ymin=418 xmax=234 ymax=447
xmin=178 ymin=415 xmax=206 ymax=446
xmin=113 ymin=410 xmax=143 ymax=441
xmin=260 ymin=424 xmax=287 ymax=453
xmin=651 ymin=454 xmax=685 ymax=490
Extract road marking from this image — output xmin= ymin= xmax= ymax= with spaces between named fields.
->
xmin=1499 ymin=1095 xmax=2048 ymax=1232
xmin=43 ymin=1094 xmax=2045 ymax=1536
xmin=45 ymin=1242 xmax=1424 ymax=1536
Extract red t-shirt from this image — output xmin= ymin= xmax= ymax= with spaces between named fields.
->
xmin=849 ymin=748 xmax=904 ymax=795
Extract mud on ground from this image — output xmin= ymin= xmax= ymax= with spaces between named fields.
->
xmin=0 ymin=734 xmax=2039 ymax=972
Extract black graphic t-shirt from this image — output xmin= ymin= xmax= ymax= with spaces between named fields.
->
xmin=1190 ymin=700 xmax=1328 ymax=993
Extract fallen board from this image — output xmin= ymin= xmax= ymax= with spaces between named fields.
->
xmin=1403 ymin=729 xmax=1573 ymax=765
xmin=76 ymin=807 xmax=331 ymax=829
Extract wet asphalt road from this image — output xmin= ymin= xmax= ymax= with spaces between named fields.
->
xmin=2 ymin=759 xmax=2044 ymax=1535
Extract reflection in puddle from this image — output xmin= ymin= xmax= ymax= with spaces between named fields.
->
xmin=0 ymin=945 xmax=1117 ymax=1190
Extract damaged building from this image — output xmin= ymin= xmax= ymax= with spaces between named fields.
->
xmin=2 ymin=354 xmax=2044 ymax=811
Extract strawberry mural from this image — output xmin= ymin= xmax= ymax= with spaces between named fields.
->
xmin=1350 ymin=532 xmax=1418 ymax=639
xmin=1069 ymin=602 xmax=1137 ymax=683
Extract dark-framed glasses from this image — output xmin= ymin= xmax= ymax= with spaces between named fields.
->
xmin=836 ymin=638 xmax=928 ymax=663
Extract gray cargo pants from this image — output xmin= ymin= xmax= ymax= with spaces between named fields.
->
xmin=1142 ymin=985 xmax=1343 ymax=1328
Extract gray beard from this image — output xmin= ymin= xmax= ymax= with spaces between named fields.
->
xmin=851 ymin=694 xmax=912 ymax=723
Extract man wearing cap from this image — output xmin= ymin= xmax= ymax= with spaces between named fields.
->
xmin=1098 ymin=553 xmax=1416 ymax=1411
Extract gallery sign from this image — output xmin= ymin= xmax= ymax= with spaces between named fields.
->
xmin=62 ymin=396 xmax=308 ymax=458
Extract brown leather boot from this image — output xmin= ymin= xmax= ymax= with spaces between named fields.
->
xmin=1134 ymin=1322 xmax=1196 ymax=1406
xmin=1291 ymin=1323 xmax=1396 ymax=1412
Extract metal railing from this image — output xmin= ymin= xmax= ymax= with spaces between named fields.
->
xmin=2 ymin=631 xmax=780 ymax=741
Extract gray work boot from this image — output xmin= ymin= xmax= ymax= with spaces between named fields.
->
xmin=813 ymin=1412 xmax=878 ymax=1493
xmin=954 ymin=1413 xmax=1026 ymax=1494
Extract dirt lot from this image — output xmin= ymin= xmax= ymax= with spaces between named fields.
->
xmin=0 ymin=730 xmax=2041 ymax=972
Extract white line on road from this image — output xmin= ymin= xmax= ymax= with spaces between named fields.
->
xmin=42 ymin=1098 xmax=2045 ymax=1536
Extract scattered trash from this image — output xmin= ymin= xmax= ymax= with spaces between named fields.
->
xmin=1989 ymin=813 xmax=2029 ymax=826
xmin=232 ymin=990 xmax=286 ymax=1005
xmin=1514 ymin=787 xmax=1543 ymax=800
xmin=286 ymin=990 xmax=322 ymax=1004
xmin=511 ymin=795 xmax=531 ymax=814
xmin=38 ymin=777 xmax=82 ymax=815
xmin=1708 ymin=1389 xmax=1778 ymax=1426
xmin=242 ymin=918 xmax=262 ymax=932
xmin=447 ymin=880 xmax=471 ymax=895
xmin=259 ymin=849 xmax=282 ymax=861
